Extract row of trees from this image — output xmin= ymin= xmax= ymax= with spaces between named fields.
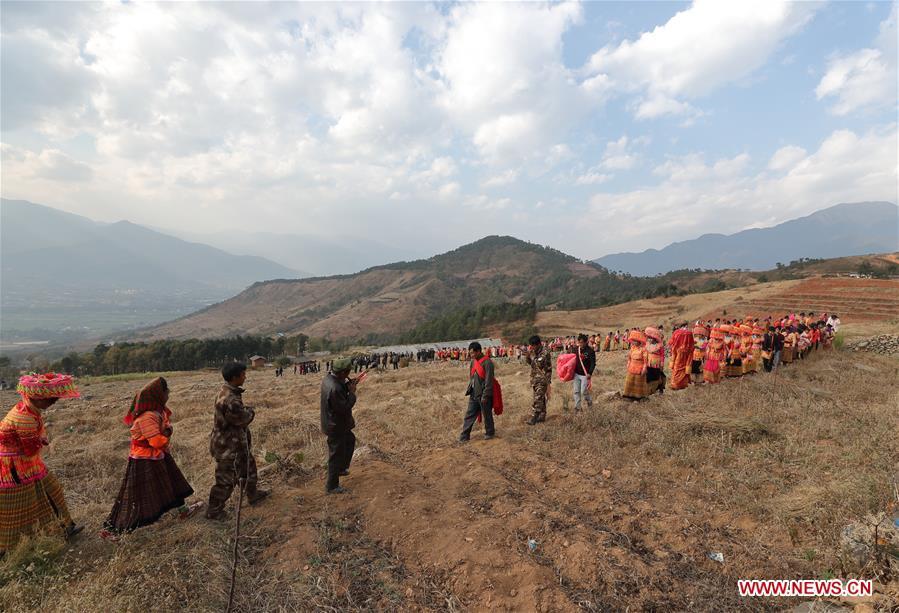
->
xmin=51 ymin=336 xmax=289 ymax=376
xmin=398 ymin=301 xmax=537 ymax=344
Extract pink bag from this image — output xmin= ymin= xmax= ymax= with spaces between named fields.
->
xmin=556 ymin=353 xmax=576 ymax=382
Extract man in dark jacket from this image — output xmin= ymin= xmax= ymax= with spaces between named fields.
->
xmin=320 ymin=357 xmax=358 ymax=494
xmin=459 ymin=341 xmax=495 ymax=442
xmin=572 ymin=333 xmax=596 ymax=411
xmin=207 ymin=362 xmax=270 ymax=520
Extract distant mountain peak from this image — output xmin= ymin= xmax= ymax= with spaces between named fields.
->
xmin=593 ymin=201 xmax=898 ymax=276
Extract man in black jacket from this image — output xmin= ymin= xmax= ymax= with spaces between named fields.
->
xmin=572 ymin=333 xmax=596 ymax=411
xmin=320 ymin=358 xmax=358 ymax=494
xmin=459 ymin=341 xmax=495 ymax=442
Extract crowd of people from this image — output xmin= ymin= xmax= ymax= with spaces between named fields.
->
xmin=618 ymin=312 xmax=840 ymax=399
xmin=0 ymin=310 xmax=842 ymax=556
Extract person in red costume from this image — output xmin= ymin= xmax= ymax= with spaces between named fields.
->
xmin=101 ymin=377 xmax=199 ymax=537
xmin=0 ymin=373 xmax=83 ymax=555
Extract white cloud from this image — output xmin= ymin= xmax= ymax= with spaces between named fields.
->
xmin=1 ymin=145 xmax=93 ymax=183
xmin=0 ymin=2 xmax=894 ymax=260
xmin=482 ymin=169 xmax=519 ymax=188
xmin=437 ymin=2 xmax=587 ymax=163
xmin=575 ymin=170 xmax=612 ymax=186
xmin=585 ymin=0 xmax=818 ymax=118
xmin=768 ymin=145 xmax=807 ymax=171
xmin=600 ymin=135 xmax=647 ymax=170
xmin=589 ymin=126 xmax=897 ymax=252
xmin=816 ymin=4 xmax=897 ymax=115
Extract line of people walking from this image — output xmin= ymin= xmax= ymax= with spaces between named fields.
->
xmin=0 ymin=310 xmax=841 ymax=554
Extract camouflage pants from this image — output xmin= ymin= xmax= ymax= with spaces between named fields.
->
xmin=530 ymin=381 xmax=549 ymax=421
xmin=207 ymin=453 xmax=258 ymax=516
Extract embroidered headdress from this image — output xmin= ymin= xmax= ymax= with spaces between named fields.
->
xmin=17 ymin=372 xmax=80 ymax=400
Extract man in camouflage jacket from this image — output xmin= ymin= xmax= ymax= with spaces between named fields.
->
xmin=206 ymin=362 xmax=269 ymax=520
xmin=525 ymin=335 xmax=552 ymax=425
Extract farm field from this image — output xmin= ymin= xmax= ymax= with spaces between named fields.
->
xmin=0 ymin=319 xmax=896 ymax=611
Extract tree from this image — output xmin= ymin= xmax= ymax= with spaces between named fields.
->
xmin=296 ymin=334 xmax=309 ymax=356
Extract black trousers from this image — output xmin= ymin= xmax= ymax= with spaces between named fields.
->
xmin=460 ymin=396 xmax=494 ymax=439
xmin=326 ymin=430 xmax=356 ymax=491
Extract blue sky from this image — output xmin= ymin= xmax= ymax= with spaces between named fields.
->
xmin=1 ymin=1 xmax=896 ymax=261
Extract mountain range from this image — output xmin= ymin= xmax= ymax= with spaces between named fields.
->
xmin=136 ymin=236 xmax=742 ymax=343
xmin=164 ymin=228 xmax=422 ymax=277
xmin=593 ymin=201 xmax=899 ymax=276
xmin=0 ymin=199 xmax=301 ymax=342
xmin=1 ymin=199 xmax=299 ymax=291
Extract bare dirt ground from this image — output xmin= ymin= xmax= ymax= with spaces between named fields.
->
xmin=1 ymin=336 xmax=897 ymax=611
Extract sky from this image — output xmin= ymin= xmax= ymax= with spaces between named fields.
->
xmin=1 ymin=1 xmax=897 ymax=261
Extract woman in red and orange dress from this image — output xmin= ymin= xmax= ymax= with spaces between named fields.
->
xmin=644 ymin=327 xmax=666 ymax=394
xmin=668 ymin=326 xmax=694 ymax=390
xmin=704 ymin=329 xmax=727 ymax=384
xmin=739 ymin=325 xmax=756 ymax=374
xmin=0 ymin=373 xmax=83 ymax=555
xmin=622 ymin=330 xmax=650 ymax=399
xmin=102 ymin=377 xmax=198 ymax=536
xmin=722 ymin=324 xmax=743 ymax=378
xmin=690 ymin=325 xmax=709 ymax=384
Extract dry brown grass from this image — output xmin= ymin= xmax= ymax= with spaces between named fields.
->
xmin=0 ymin=342 xmax=897 ymax=611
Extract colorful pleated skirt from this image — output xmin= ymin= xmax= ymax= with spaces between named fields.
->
xmin=623 ymin=372 xmax=650 ymax=399
xmin=0 ymin=472 xmax=72 ymax=551
xmin=725 ymin=359 xmax=743 ymax=377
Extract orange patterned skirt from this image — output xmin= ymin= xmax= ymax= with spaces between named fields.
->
xmin=0 ymin=472 xmax=72 ymax=551
xmin=623 ymin=372 xmax=649 ymax=399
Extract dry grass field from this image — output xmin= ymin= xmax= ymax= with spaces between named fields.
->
xmin=0 ymin=333 xmax=897 ymax=611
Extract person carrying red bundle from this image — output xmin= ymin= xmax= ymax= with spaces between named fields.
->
xmin=460 ymin=342 xmax=500 ymax=441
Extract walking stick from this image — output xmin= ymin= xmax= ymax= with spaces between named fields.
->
xmin=226 ymin=438 xmax=250 ymax=613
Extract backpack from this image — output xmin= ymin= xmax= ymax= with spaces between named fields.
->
xmin=556 ymin=352 xmax=577 ymax=382
xmin=471 ymin=358 xmax=503 ymax=419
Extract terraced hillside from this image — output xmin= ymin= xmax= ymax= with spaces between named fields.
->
xmin=723 ymin=277 xmax=899 ymax=322
xmin=537 ymin=277 xmax=899 ymax=339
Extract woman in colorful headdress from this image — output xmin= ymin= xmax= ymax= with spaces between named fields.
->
xmin=748 ymin=325 xmax=764 ymax=374
xmin=690 ymin=325 xmax=709 ymax=384
xmin=0 ymin=373 xmax=82 ymax=555
xmin=781 ymin=326 xmax=797 ymax=364
xmin=821 ymin=324 xmax=835 ymax=350
xmin=102 ymin=377 xmax=198 ymax=537
xmin=668 ymin=326 xmax=694 ymax=390
xmin=644 ymin=327 xmax=666 ymax=394
xmin=704 ymin=329 xmax=727 ymax=384
xmin=721 ymin=324 xmax=743 ymax=378
xmin=739 ymin=325 xmax=755 ymax=374
xmin=797 ymin=325 xmax=812 ymax=360
xmin=622 ymin=330 xmax=650 ymax=399
xmin=602 ymin=332 xmax=611 ymax=352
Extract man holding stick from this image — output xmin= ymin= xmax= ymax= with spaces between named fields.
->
xmin=320 ymin=358 xmax=361 ymax=494
xmin=207 ymin=362 xmax=270 ymax=520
